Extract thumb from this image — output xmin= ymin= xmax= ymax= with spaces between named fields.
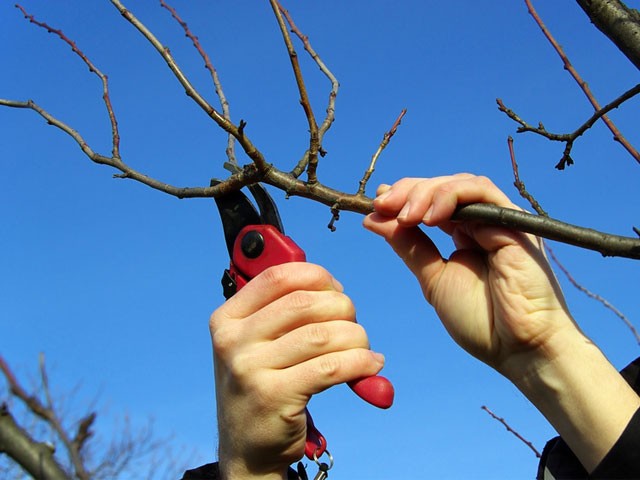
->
xmin=363 ymin=213 xmax=447 ymax=288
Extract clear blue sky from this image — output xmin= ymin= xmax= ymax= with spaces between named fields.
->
xmin=2 ymin=1 xmax=639 ymax=478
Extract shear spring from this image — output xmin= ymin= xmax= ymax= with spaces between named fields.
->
xmin=312 ymin=463 xmax=329 ymax=480
xmin=312 ymin=449 xmax=333 ymax=480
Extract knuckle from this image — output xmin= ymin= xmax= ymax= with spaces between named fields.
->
xmin=318 ymin=355 xmax=342 ymax=379
xmin=304 ymin=323 xmax=332 ymax=348
xmin=350 ymin=322 xmax=368 ymax=344
xmin=211 ymin=325 xmax=238 ymax=357
xmin=260 ymin=264 xmax=293 ymax=289
xmin=286 ymin=290 xmax=317 ymax=314
xmin=261 ymin=263 xmax=331 ymax=291
xmin=353 ymin=348 xmax=373 ymax=366
xmin=227 ymin=351 xmax=256 ymax=381
xmin=330 ymin=291 xmax=356 ymax=319
xmin=474 ymin=175 xmax=493 ymax=187
xmin=208 ymin=307 xmax=225 ymax=333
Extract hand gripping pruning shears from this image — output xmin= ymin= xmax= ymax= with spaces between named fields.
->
xmin=212 ymin=180 xmax=394 ymax=462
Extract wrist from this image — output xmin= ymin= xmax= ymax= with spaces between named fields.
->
xmin=217 ymin=453 xmax=290 ymax=480
xmin=504 ymin=322 xmax=640 ymax=472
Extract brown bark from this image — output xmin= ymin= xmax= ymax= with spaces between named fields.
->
xmin=0 ymin=404 xmax=70 ymax=480
xmin=576 ymin=0 xmax=640 ymax=70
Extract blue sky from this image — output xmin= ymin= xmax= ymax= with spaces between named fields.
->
xmin=1 ymin=1 xmax=639 ymax=478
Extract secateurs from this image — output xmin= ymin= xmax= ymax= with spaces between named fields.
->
xmin=212 ymin=180 xmax=394 ymax=462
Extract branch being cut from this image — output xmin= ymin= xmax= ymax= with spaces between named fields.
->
xmin=4 ymin=2 xmax=640 ymax=260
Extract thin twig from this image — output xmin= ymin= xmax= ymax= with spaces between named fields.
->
xmin=357 ymin=109 xmax=407 ymax=196
xmin=159 ymin=0 xmax=238 ymax=166
xmin=545 ymin=245 xmax=640 ymax=345
xmin=498 ymin=83 xmax=640 ymax=169
xmin=524 ymin=0 xmax=640 ymax=166
xmin=481 ymin=405 xmax=541 ymax=458
xmin=270 ymin=0 xmax=320 ymax=183
xmin=276 ymin=2 xmax=340 ymax=178
xmin=507 ymin=136 xmax=548 ymax=216
xmin=110 ymin=0 xmax=271 ymax=174
xmin=15 ymin=4 xmax=121 ymax=160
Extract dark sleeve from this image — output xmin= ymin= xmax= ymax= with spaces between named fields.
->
xmin=537 ymin=357 xmax=640 ymax=479
xmin=180 ymin=462 xmax=305 ymax=480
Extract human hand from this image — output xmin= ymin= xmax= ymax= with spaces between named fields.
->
xmin=363 ymin=174 xmax=578 ymax=379
xmin=210 ymin=262 xmax=385 ymax=480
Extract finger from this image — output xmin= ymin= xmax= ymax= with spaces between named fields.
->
xmin=215 ymin=263 xmax=342 ymax=323
xmin=264 ymin=320 xmax=370 ymax=370
xmin=373 ymin=175 xmax=517 ymax=229
xmin=284 ymin=348 xmax=386 ymax=397
xmin=363 ymin=213 xmax=446 ymax=289
xmin=372 ymin=174 xmax=475 ymax=218
xmin=241 ymin=290 xmax=356 ymax=342
xmin=424 ymin=176 xmax=516 ymax=226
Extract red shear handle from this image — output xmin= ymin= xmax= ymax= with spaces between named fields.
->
xmin=231 ymin=224 xmax=395 ymax=457
xmin=348 ymin=375 xmax=394 ymax=409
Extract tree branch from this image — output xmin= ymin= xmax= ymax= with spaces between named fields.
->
xmin=545 ymin=245 xmax=640 ymax=345
xmin=357 ymin=109 xmax=407 ymax=196
xmin=158 ymin=0 xmax=238 ymax=166
xmin=275 ymin=2 xmax=340 ymax=178
xmin=0 ymin=404 xmax=70 ymax=480
xmin=576 ymin=0 xmax=640 ymax=70
xmin=4 ymin=2 xmax=640 ymax=261
xmin=270 ymin=0 xmax=320 ymax=183
xmin=498 ymin=81 xmax=640 ymax=168
xmin=499 ymin=0 xmax=640 ymax=168
xmin=481 ymin=405 xmax=541 ymax=458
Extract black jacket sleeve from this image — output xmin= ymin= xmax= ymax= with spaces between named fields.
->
xmin=537 ymin=357 xmax=640 ymax=479
xmin=180 ymin=462 xmax=306 ymax=480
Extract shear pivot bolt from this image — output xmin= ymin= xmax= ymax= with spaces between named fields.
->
xmin=241 ymin=230 xmax=265 ymax=259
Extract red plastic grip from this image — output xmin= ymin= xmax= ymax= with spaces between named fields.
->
xmin=348 ymin=375 xmax=395 ymax=409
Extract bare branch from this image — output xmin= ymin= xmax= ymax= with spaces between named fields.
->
xmin=4 ymin=3 xmax=640 ymax=261
xmin=507 ymin=136 xmax=548 ymax=216
xmin=498 ymin=81 xmax=640 ymax=168
xmin=15 ymin=4 xmax=121 ymax=160
xmin=158 ymin=0 xmax=238 ymax=166
xmin=576 ymin=0 xmax=640 ymax=70
xmin=270 ymin=0 xmax=320 ymax=183
xmin=0 ymin=403 xmax=70 ymax=480
xmin=545 ymin=245 xmax=640 ymax=345
xmin=358 ymin=109 xmax=407 ymax=196
xmin=453 ymin=203 xmax=640 ymax=260
xmin=109 ymin=0 xmax=271 ymax=174
xmin=481 ymin=405 xmax=541 ymax=458
xmin=275 ymin=2 xmax=340 ymax=178
xmin=523 ymin=0 xmax=640 ymax=166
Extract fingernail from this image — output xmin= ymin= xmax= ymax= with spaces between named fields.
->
xmin=331 ymin=277 xmax=344 ymax=292
xmin=375 ymin=191 xmax=391 ymax=205
xmin=398 ymin=202 xmax=411 ymax=220
xmin=371 ymin=351 xmax=385 ymax=364
xmin=423 ymin=205 xmax=434 ymax=223
xmin=377 ymin=184 xmax=392 ymax=196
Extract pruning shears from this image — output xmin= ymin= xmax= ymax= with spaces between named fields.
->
xmin=212 ymin=180 xmax=394 ymax=461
